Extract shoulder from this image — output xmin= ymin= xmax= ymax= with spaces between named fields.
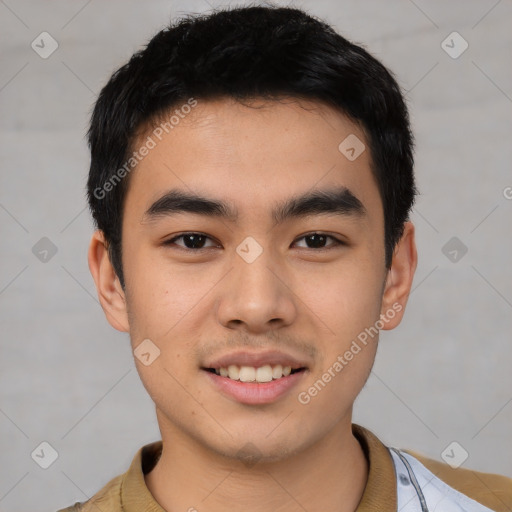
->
xmin=405 ymin=450 xmax=512 ymax=512
xmin=56 ymin=441 xmax=163 ymax=512
xmin=57 ymin=474 xmax=123 ymax=512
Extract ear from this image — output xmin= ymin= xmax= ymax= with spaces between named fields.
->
xmin=380 ymin=221 xmax=418 ymax=330
xmin=88 ymin=230 xmax=130 ymax=332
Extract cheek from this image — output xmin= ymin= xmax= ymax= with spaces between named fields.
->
xmin=295 ymin=250 xmax=384 ymax=401
xmin=123 ymin=251 xmax=216 ymax=391
xmin=134 ymin=357 xmax=208 ymax=435
xmin=124 ymin=247 xmax=212 ymax=339
xmin=298 ymin=253 xmax=384 ymax=337
xmin=296 ymin=268 xmax=382 ymax=415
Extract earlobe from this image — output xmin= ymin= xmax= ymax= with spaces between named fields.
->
xmin=380 ymin=221 xmax=418 ymax=330
xmin=87 ymin=230 xmax=130 ymax=332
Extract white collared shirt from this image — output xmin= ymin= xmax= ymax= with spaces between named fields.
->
xmin=390 ymin=448 xmax=495 ymax=511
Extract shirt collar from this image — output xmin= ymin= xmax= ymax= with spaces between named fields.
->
xmin=121 ymin=424 xmax=397 ymax=511
xmin=352 ymin=424 xmax=397 ymax=510
xmin=122 ymin=441 xmax=166 ymax=512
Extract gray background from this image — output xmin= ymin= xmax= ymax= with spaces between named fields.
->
xmin=1 ymin=0 xmax=511 ymax=510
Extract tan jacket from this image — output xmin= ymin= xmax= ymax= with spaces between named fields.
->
xmin=57 ymin=424 xmax=512 ymax=511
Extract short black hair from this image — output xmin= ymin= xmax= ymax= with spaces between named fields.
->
xmin=87 ymin=3 xmax=416 ymax=289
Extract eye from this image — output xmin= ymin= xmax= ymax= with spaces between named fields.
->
xmin=163 ymin=232 xmax=345 ymax=252
xmin=163 ymin=232 xmax=219 ymax=251
xmin=293 ymin=233 xmax=344 ymax=250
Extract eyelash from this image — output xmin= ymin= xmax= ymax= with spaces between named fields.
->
xmin=162 ymin=232 xmax=345 ymax=252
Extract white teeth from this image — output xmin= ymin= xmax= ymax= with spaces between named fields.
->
xmin=239 ymin=366 xmax=255 ymax=382
xmin=214 ymin=364 xmax=296 ymax=382
xmin=272 ymin=364 xmax=283 ymax=379
xmin=256 ymin=365 xmax=273 ymax=382
xmin=228 ymin=364 xmax=239 ymax=380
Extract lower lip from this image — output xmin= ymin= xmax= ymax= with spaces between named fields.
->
xmin=202 ymin=369 xmax=307 ymax=405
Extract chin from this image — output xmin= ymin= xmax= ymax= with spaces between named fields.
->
xmin=200 ymin=425 xmax=317 ymax=467
xmin=215 ymin=440 xmax=300 ymax=466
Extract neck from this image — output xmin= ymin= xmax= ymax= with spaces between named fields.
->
xmin=145 ymin=414 xmax=368 ymax=512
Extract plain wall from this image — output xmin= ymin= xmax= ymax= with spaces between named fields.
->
xmin=1 ymin=1 xmax=511 ymax=510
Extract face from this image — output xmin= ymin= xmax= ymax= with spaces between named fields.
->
xmin=89 ymin=96 xmax=416 ymax=463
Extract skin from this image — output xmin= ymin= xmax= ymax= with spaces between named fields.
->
xmin=88 ymin=96 xmax=417 ymax=511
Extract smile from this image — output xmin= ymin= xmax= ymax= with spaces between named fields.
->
xmin=204 ymin=364 xmax=305 ymax=382
xmin=202 ymin=365 xmax=308 ymax=405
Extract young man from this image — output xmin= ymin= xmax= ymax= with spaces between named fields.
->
xmin=60 ymin=5 xmax=512 ymax=511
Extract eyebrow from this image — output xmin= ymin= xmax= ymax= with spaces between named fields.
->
xmin=142 ymin=185 xmax=366 ymax=226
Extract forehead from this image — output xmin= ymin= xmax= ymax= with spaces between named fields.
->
xmin=124 ymin=96 xmax=381 ymax=225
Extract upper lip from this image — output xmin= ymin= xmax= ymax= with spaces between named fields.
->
xmin=202 ymin=350 xmax=310 ymax=370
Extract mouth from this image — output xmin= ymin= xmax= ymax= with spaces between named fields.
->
xmin=201 ymin=363 xmax=309 ymax=405
xmin=201 ymin=364 xmax=307 ymax=383
xmin=200 ymin=350 xmax=311 ymax=404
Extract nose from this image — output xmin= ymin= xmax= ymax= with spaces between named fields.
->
xmin=215 ymin=243 xmax=297 ymax=334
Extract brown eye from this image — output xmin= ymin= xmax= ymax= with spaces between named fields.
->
xmin=293 ymin=233 xmax=343 ymax=249
xmin=164 ymin=233 xmax=218 ymax=250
